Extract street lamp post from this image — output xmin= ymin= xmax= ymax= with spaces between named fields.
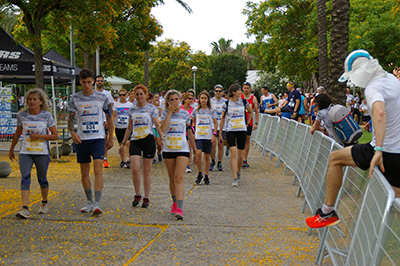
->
xmin=192 ymin=66 xmax=197 ymax=92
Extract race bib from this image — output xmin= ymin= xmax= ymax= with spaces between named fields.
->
xmin=196 ymin=115 xmax=211 ymax=136
xmin=116 ymin=116 xmax=128 ymax=126
xmin=132 ymin=115 xmax=150 ymax=139
xmin=166 ymin=136 xmax=183 ymax=149
xmin=82 ymin=121 xmax=99 ymax=134
xmin=26 ymin=139 xmax=44 ymax=152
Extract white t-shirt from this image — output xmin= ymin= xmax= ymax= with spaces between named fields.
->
xmin=97 ymin=89 xmax=114 ymax=122
xmin=222 ymin=99 xmax=249 ymax=132
xmin=191 ymin=107 xmax=217 ymax=140
xmin=161 ymin=109 xmax=191 ymax=153
xmin=346 ymin=93 xmax=354 ymax=110
xmin=68 ymin=91 xmax=111 ymax=140
xmin=365 ymin=74 xmax=400 ymax=153
xmin=17 ymin=110 xmax=56 ymax=155
xmin=112 ymin=101 xmax=134 ymax=129
xmin=210 ymin=97 xmax=227 ymax=131
xmin=129 ymin=103 xmax=158 ymax=140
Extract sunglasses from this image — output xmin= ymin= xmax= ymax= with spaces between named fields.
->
xmin=119 ymin=94 xmax=126 ymax=96
xmin=215 ymin=90 xmax=222 ymax=93
xmin=187 ymin=98 xmax=194 ymax=100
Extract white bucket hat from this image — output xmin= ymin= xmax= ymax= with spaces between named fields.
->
xmin=338 ymin=49 xmax=387 ymax=88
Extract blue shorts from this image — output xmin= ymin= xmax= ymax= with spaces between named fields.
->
xmin=76 ymin=139 xmax=105 ymax=163
xmin=195 ymin=139 xmax=212 ymax=154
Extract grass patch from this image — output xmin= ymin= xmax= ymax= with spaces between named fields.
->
xmin=358 ymin=129 xmax=372 ymax=144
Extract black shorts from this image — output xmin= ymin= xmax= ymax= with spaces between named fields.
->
xmin=162 ymin=152 xmax=190 ymax=159
xmin=221 ymin=131 xmax=227 ymax=140
xmin=226 ymin=131 xmax=247 ymax=150
xmin=195 ymin=139 xmax=212 ymax=154
xmin=129 ymin=135 xmax=156 ymax=158
xmin=351 ymin=143 xmax=400 ymax=188
xmin=361 ymin=115 xmax=371 ymax=123
xmin=115 ymin=128 xmax=127 ymax=144
xmin=246 ymin=125 xmax=253 ymax=136
xmin=352 ymin=108 xmax=361 ymax=117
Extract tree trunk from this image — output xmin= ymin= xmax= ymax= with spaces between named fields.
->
xmin=329 ymin=0 xmax=350 ymax=104
xmin=144 ymin=50 xmax=149 ymax=88
xmin=84 ymin=48 xmax=91 ymax=69
xmin=317 ymin=0 xmax=329 ymax=89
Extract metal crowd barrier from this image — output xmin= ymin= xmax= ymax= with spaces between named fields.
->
xmin=254 ymin=113 xmax=399 ymax=266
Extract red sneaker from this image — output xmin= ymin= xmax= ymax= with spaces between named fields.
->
xmin=103 ymin=159 xmax=109 ymax=168
xmin=170 ymin=202 xmax=178 ymax=215
xmin=175 ymin=208 xmax=183 ymax=220
xmin=306 ymin=209 xmax=340 ymax=228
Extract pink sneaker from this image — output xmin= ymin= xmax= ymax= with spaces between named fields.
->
xmin=170 ymin=202 xmax=178 ymax=215
xmin=175 ymin=208 xmax=183 ymax=220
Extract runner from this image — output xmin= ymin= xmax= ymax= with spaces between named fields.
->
xmin=9 ymin=89 xmax=59 ymax=219
xmin=220 ymin=84 xmax=253 ymax=187
xmin=210 ymin=84 xmax=227 ymax=171
xmin=68 ymin=69 xmax=114 ymax=214
xmin=161 ymin=90 xmax=197 ymax=220
xmin=112 ymin=88 xmax=134 ymax=168
xmin=191 ymin=90 xmax=218 ymax=185
xmin=181 ymin=92 xmax=195 ymax=173
xmin=241 ymin=82 xmax=259 ymax=168
xmin=152 ymin=93 xmax=163 ymax=164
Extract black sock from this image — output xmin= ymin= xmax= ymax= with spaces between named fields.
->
xmin=23 ymin=206 xmax=29 ymax=210
xmin=217 ymin=161 xmax=222 ymax=166
xmin=198 ymin=172 xmax=203 ymax=177
xmin=42 ymin=200 xmax=48 ymax=204
xmin=205 ymin=175 xmax=208 ymax=179
xmin=211 ymin=159 xmax=215 ymax=164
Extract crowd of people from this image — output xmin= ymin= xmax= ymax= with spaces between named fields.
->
xmin=8 ymin=49 xmax=400 ymax=228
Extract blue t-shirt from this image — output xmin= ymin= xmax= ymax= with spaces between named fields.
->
xmin=287 ymin=90 xmax=301 ymax=112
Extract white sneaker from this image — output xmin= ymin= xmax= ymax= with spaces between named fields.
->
xmin=185 ymin=166 xmax=192 ymax=173
xmin=16 ymin=208 xmax=30 ymax=219
xmin=38 ymin=203 xmax=48 ymax=214
xmin=92 ymin=202 xmax=103 ymax=214
xmin=231 ymin=178 xmax=239 ymax=187
xmin=81 ymin=201 xmax=94 ymax=213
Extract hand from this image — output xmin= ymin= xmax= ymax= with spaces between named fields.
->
xmin=9 ymin=150 xmax=15 ymax=161
xmin=369 ymin=151 xmax=385 ymax=178
xmin=106 ymin=138 xmax=114 ymax=150
xmin=193 ymin=151 xmax=197 ymax=164
xmin=253 ymin=123 xmax=258 ymax=130
xmin=104 ymin=121 xmax=108 ymax=130
xmin=310 ymin=125 xmax=315 ymax=135
xmin=71 ymin=132 xmax=82 ymax=144
xmin=211 ymin=135 xmax=216 ymax=144
xmin=29 ymin=133 xmax=40 ymax=141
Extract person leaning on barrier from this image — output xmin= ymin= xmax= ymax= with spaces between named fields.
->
xmin=306 ymin=49 xmax=400 ymax=228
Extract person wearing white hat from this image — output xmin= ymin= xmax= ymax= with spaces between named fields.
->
xmin=306 ymin=49 xmax=400 ymax=228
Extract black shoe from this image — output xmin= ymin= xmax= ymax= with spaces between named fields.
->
xmin=132 ymin=195 xmax=142 ymax=207
xmin=204 ymin=176 xmax=210 ymax=185
xmin=195 ymin=174 xmax=203 ymax=185
xmin=142 ymin=198 xmax=150 ymax=208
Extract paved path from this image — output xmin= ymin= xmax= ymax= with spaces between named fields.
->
xmin=0 ymin=143 xmax=331 ymax=265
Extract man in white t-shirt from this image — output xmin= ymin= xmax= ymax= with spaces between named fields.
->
xmin=306 ymin=49 xmax=400 ymax=228
xmin=95 ymin=75 xmax=114 ymax=168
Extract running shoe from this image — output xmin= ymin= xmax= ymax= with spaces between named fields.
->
xmin=125 ymin=160 xmax=131 ymax=169
xmin=142 ymin=198 xmax=150 ymax=208
xmin=209 ymin=161 xmax=215 ymax=171
xmin=38 ymin=203 xmax=48 ymax=214
xmin=195 ymin=174 xmax=203 ymax=185
xmin=152 ymin=158 xmax=156 ymax=164
xmin=119 ymin=161 xmax=126 ymax=168
xmin=158 ymin=153 xmax=163 ymax=162
xmin=103 ymin=159 xmax=109 ymax=168
xmin=170 ymin=202 xmax=178 ymax=215
xmin=242 ymin=160 xmax=249 ymax=168
xmin=204 ymin=176 xmax=210 ymax=185
xmin=218 ymin=164 xmax=223 ymax=171
xmin=237 ymin=172 xmax=241 ymax=182
xmin=225 ymin=148 xmax=229 ymax=156
xmin=92 ymin=202 xmax=103 ymax=215
xmin=16 ymin=208 xmax=30 ymax=219
xmin=306 ymin=209 xmax=340 ymax=228
xmin=132 ymin=195 xmax=142 ymax=207
xmin=175 ymin=208 xmax=183 ymax=220
xmin=231 ymin=178 xmax=239 ymax=187
xmin=185 ymin=166 xmax=192 ymax=173
xmin=81 ymin=201 xmax=94 ymax=213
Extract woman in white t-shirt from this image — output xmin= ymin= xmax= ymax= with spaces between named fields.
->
xmin=9 ymin=89 xmax=59 ymax=219
xmin=112 ymin=89 xmax=134 ymax=168
xmin=161 ymin=90 xmax=197 ymax=220
xmin=191 ymin=90 xmax=218 ymax=185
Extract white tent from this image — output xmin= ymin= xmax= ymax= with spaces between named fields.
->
xmin=105 ymin=76 xmax=132 ymax=91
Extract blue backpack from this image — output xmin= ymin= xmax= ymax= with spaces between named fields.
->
xmin=328 ymin=104 xmax=362 ymax=145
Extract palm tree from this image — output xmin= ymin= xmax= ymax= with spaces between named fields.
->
xmin=317 ymin=0 xmax=329 ymax=90
xmin=329 ymin=0 xmax=350 ymax=104
xmin=211 ymin=38 xmax=233 ymax=55
xmin=0 ymin=5 xmax=18 ymax=35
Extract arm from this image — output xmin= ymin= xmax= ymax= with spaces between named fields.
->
xmin=253 ymin=98 xmax=259 ymax=129
xmin=219 ymin=112 xmax=225 ymax=140
xmin=271 ymin=94 xmax=279 ymax=107
xmin=153 ymin=117 xmax=165 ymax=145
xmin=212 ymin=118 xmax=218 ymax=144
xmin=303 ymin=97 xmax=309 ymax=111
xmin=105 ymin=112 xmax=114 ymax=150
xmin=246 ymin=105 xmax=253 ymax=126
xmin=9 ymin=126 xmax=22 ymax=161
xmin=119 ymin=119 xmax=133 ymax=156
xmin=369 ymin=101 xmax=386 ymax=177
xmin=29 ymin=125 xmax=59 ymax=141
xmin=68 ymin=111 xmax=81 ymax=144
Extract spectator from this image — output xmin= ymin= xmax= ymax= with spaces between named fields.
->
xmin=280 ymin=82 xmax=301 ymax=120
xmin=260 ymin=86 xmax=279 ymax=115
xmin=352 ymin=91 xmax=362 ymax=124
xmin=345 ymin=87 xmax=354 ymax=111
xmin=360 ymin=97 xmax=371 ymax=132
xmin=297 ymin=88 xmax=308 ymax=123
xmin=306 ymin=49 xmax=400 ymax=228
xmin=309 ymin=94 xmax=339 ymax=141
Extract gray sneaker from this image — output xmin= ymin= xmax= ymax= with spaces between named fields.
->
xmin=92 ymin=202 xmax=103 ymax=214
xmin=81 ymin=201 xmax=94 ymax=213
xmin=38 ymin=203 xmax=48 ymax=214
xmin=16 ymin=208 xmax=30 ymax=219
xmin=231 ymin=178 xmax=239 ymax=187
xmin=237 ymin=172 xmax=241 ymax=182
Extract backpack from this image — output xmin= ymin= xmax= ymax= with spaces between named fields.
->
xmin=328 ymin=104 xmax=362 ymax=145
xmin=223 ymin=98 xmax=248 ymax=123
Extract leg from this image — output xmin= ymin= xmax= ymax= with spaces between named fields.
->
xmin=142 ymin=158 xmax=152 ymax=199
xmin=164 ymin=158 xmax=177 ymax=197
xmin=237 ymin=148 xmax=245 ymax=174
xmin=204 ymin=153 xmax=210 ymax=176
xmin=131 ymin=155 xmax=142 ymax=196
xmin=230 ymin=147 xmax=238 ymax=179
xmin=244 ymin=135 xmax=251 ymax=161
xmin=325 ymin=147 xmax=358 ymax=206
xmin=196 ymin=149 xmax=203 ymax=174
xmin=211 ymin=141 xmax=216 ymax=161
xmin=217 ymin=139 xmax=224 ymax=162
xmin=93 ymin=159 xmax=104 ymax=192
xmin=173 ymin=157 xmax=189 ymax=201
xmin=34 ymin=155 xmax=50 ymax=202
xmin=80 ymin=163 xmax=92 ymax=190
xmin=392 ymin=186 xmax=400 ymax=198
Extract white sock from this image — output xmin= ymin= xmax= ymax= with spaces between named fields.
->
xmin=322 ymin=203 xmax=334 ymax=215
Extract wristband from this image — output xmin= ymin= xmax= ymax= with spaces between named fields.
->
xmin=213 ymin=132 xmax=217 ymax=136
xmin=255 ymin=122 xmax=258 ymax=125
xmin=374 ymin=146 xmax=384 ymax=152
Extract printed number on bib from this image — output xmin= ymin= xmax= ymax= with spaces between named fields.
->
xmin=83 ymin=121 xmax=99 ymax=134
xmin=26 ymin=139 xmax=44 ymax=152
xmin=166 ymin=137 xmax=183 ymax=149
xmin=132 ymin=115 xmax=150 ymax=139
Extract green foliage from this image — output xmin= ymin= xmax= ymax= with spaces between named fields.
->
xmin=149 ymin=39 xmax=211 ymax=93
xmin=207 ymin=53 xmax=248 ymax=90
xmin=252 ymin=70 xmax=289 ymax=95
